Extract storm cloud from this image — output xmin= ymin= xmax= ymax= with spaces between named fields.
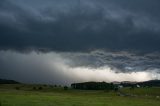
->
xmin=0 ymin=50 xmax=159 ymax=85
xmin=0 ymin=0 xmax=160 ymax=84
xmin=0 ymin=0 xmax=160 ymax=52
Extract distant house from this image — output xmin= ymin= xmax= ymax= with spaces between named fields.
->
xmin=136 ymin=84 xmax=140 ymax=88
xmin=118 ymin=85 xmax=123 ymax=89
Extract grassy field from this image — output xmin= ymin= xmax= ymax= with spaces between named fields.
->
xmin=0 ymin=84 xmax=160 ymax=106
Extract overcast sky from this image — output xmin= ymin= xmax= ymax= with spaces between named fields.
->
xmin=0 ymin=0 xmax=160 ymax=85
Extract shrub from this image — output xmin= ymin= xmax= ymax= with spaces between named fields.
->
xmin=33 ymin=87 xmax=36 ymax=90
xmin=114 ymin=87 xmax=119 ymax=92
xmin=49 ymin=85 xmax=53 ymax=88
xmin=43 ymin=84 xmax=47 ymax=87
xmin=130 ymin=85 xmax=135 ymax=90
xmin=15 ymin=87 xmax=20 ymax=90
xmin=104 ymin=89 xmax=110 ymax=92
xmin=38 ymin=87 xmax=43 ymax=90
xmin=64 ymin=86 xmax=68 ymax=90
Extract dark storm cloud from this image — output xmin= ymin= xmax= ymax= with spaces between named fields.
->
xmin=1 ymin=0 xmax=160 ymax=84
xmin=0 ymin=0 xmax=160 ymax=52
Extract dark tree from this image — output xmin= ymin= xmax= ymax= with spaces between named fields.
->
xmin=33 ymin=87 xmax=36 ymax=90
xmin=64 ymin=86 xmax=68 ymax=90
xmin=15 ymin=87 xmax=20 ymax=90
xmin=38 ymin=87 xmax=43 ymax=90
xmin=71 ymin=82 xmax=115 ymax=90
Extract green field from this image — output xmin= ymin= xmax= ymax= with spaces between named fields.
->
xmin=0 ymin=84 xmax=160 ymax=106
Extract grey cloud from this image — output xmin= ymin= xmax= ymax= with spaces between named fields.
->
xmin=0 ymin=0 xmax=160 ymax=52
xmin=0 ymin=50 xmax=75 ymax=85
xmin=0 ymin=50 xmax=159 ymax=84
xmin=61 ymin=50 xmax=160 ymax=73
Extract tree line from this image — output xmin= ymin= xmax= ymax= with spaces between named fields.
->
xmin=71 ymin=82 xmax=115 ymax=90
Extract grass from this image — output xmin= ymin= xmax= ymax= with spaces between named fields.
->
xmin=0 ymin=84 xmax=160 ymax=106
xmin=120 ymin=87 xmax=160 ymax=96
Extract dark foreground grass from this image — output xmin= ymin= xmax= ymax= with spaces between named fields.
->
xmin=0 ymin=84 xmax=160 ymax=106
